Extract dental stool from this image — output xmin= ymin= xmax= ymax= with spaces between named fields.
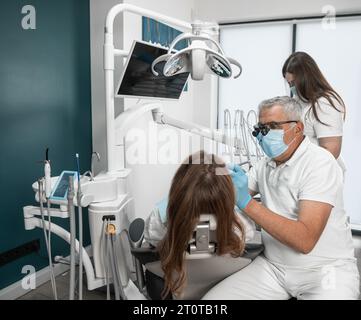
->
xmin=128 ymin=215 xmax=264 ymax=300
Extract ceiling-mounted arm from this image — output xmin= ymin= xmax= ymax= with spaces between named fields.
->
xmin=167 ymin=33 xmax=225 ymax=55
xmin=105 ymin=4 xmax=192 ymax=35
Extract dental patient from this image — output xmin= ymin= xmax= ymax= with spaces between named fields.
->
xmin=144 ymin=150 xmax=256 ymax=298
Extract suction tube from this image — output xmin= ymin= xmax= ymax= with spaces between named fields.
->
xmin=75 ymin=153 xmax=83 ymax=300
xmin=38 ymin=179 xmax=58 ymax=300
xmin=67 ymin=175 xmax=76 ymax=300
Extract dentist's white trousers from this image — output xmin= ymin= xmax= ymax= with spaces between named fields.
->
xmin=202 ymin=255 xmax=360 ymax=300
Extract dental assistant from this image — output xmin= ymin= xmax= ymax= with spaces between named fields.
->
xmin=203 ymin=96 xmax=359 ymax=300
xmin=283 ymin=51 xmax=346 ymax=173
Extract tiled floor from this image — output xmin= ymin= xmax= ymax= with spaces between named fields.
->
xmin=17 ymin=268 xmax=109 ymax=300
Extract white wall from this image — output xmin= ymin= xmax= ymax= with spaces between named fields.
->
xmin=195 ymin=0 xmax=361 ymax=23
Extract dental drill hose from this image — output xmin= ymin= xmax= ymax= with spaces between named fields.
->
xmin=100 ymin=220 xmax=110 ymax=300
xmin=44 ymin=148 xmax=58 ymax=298
xmin=107 ymin=228 xmax=120 ymax=300
xmin=38 ymin=179 xmax=58 ymax=300
xmin=46 ymin=199 xmax=57 ymax=299
xmin=67 ymin=175 xmax=76 ymax=300
xmin=75 ymin=153 xmax=83 ymax=300
xmin=112 ymin=234 xmax=127 ymax=300
xmin=101 ymin=220 xmax=111 ymax=300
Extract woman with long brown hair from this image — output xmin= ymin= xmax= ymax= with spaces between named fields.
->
xmin=282 ymin=51 xmax=346 ymax=173
xmin=144 ymin=151 xmax=254 ymax=299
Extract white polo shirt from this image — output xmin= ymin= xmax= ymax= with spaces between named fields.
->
xmin=248 ymin=136 xmax=355 ymax=267
xmin=298 ymin=97 xmax=346 ymax=173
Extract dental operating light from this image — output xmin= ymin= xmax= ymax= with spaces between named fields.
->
xmin=151 ymin=22 xmax=242 ymax=81
xmin=103 ymin=4 xmax=244 ymax=172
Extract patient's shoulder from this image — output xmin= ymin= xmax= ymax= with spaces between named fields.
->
xmin=144 ymin=207 xmax=167 ymax=247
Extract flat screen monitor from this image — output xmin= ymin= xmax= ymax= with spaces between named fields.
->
xmin=116 ymin=40 xmax=189 ymax=100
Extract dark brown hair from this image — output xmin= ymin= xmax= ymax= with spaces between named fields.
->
xmin=158 ymin=151 xmax=245 ymax=299
xmin=282 ymin=51 xmax=345 ymax=125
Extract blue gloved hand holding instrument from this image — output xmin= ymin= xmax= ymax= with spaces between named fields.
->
xmin=228 ymin=164 xmax=252 ymax=210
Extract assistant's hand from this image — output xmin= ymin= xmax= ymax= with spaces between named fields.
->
xmin=228 ymin=164 xmax=252 ymax=210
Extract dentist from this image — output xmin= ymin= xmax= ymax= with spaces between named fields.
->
xmin=203 ymin=96 xmax=359 ymax=300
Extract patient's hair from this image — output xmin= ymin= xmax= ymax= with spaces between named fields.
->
xmin=158 ymin=151 xmax=245 ymax=299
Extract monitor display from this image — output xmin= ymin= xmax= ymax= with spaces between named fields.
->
xmin=50 ymin=171 xmax=77 ymax=200
xmin=116 ymin=40 xmax=189 ymax=100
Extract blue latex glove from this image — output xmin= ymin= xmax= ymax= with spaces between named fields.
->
xmin=228 ymin=164 xmax=252 ymax=209
xmin=156 ymin=197 xmax=168 ymax=223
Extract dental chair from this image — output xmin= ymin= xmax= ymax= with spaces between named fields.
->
xmin=127 ymin=214 xmax=264 ymax=300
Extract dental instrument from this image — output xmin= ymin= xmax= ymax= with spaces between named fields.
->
xmin=221 ymin=108 xmax=265 ymax=168
xmin=246 ymin=109 xmax=264 ymax=161
xmin=43 ymin=148 xmax=58 ymax=299
xmin=38 ymin=179 xmax=58 ymax=300
xmin=44 ymin=148 xmax=51 ymax=198
xmin=234 ymin=109 xmax=241 ymax=156
xmin=223 ymin=109 xmax=234 ymax=163
xmin=239 ymin=110 xmax=251 ymax=165
xmin=67 ymin=175 xmax=76 ymax=300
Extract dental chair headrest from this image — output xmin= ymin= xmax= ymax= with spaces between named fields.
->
xmin=198 ymin=214 xmax=217 ymax=230
xmin=187 ymin=214 xmax=218 ymax=258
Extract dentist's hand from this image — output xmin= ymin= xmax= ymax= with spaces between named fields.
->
xmin=228 ymin=164 xmax=252 ymax=210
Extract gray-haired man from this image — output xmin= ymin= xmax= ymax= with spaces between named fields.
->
xmin=204 ymin=96 xmax=359 ymax=300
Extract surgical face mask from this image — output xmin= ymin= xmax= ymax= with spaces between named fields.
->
xmin=290 ymin=86 xmax=297 ymax=98
xmin=257 ymin=126 xmax=295 ymax=159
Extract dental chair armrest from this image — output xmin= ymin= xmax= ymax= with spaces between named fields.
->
xmin=130 ymin=247 xmax=160 ymax=265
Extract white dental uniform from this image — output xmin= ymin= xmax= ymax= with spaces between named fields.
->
xmin=203 ymin=137 xmax=359 ymax=300
xmin=298 ymin=97 xmax=346 ymax=174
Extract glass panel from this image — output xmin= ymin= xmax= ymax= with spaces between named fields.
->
xmin=219 ymin=23 xmax=293 ymax=128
